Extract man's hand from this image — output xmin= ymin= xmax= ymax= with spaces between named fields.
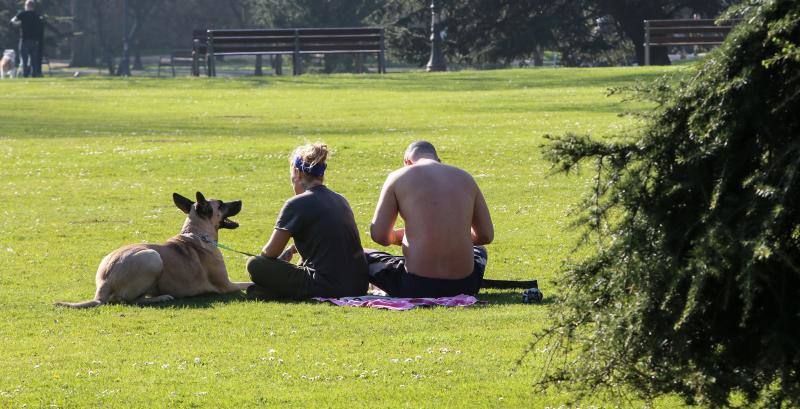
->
xmin=278 ymin=245 xmax=296 ymax=262
xmin=391 ymin=228 xmax=405 ymax=246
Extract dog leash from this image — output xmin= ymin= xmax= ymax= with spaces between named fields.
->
xmin=215 ymin=242 xmax=257 ymax=258
xmin=194 ymin=234 xmax=257 ymax=258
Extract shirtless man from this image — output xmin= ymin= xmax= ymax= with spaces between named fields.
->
xmin=366 ymin=141 xmax=494 ymax=297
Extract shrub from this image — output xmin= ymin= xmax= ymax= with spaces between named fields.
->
xmin=537 ymin=0 xmax=800 ymax=406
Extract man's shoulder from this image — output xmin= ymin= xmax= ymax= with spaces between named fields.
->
xmin=383 ymin=167 xmax=410 ymax=185
xmin=441 ymin=162 xmax=473 ymax=177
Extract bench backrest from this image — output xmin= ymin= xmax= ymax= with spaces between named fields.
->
xmin=170 ymin=51 xmax=196 ymax=68
xmin=206 ymin=27 xmax=383 ymax=56
xmin=645 ymin=19 xmax=739 ymax=46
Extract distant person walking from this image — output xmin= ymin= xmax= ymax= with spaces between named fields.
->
xmin=10 ymin=0 xmax=45 ymax=78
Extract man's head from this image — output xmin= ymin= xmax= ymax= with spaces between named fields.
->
xmin=403 ymin=140 xmax=440 ymax=166
xmin=25 ymin=0 xmax=35 ymax=10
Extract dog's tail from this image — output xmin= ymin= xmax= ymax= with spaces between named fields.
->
xmin=54 ymin=299 xmax=105 ymax=308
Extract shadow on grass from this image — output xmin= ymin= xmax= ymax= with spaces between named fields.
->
xmin=26 ymin=67 xmax=678 ymax=93
xmin=138 ymin=292 xmax=343 ymax=309
xmin=134 ymin=292 xmax=238 ymax=308
xmin=134 ymin=289 xmax=555 ymax=309
xmin=134 ymin=292 xmax=283 ymax=309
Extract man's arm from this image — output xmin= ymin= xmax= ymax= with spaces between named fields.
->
xmin=370 ymin=175 xmax=402 ymax=246
xmin=471 ymin=185 xmax=494 ymax=245
xmin=10 ymin=15 xmax=20 ymax=26
xmin=261 ymin=229 xmax=291 ymax=258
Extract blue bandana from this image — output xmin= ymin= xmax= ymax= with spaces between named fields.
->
xmin=294 ymin=157 xmax=326 ymax=177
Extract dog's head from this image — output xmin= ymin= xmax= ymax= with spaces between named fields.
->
xmin=3 ymin=50 xmax=15 ymax=59
xmin=172 ymin=191 xmax=241 ymax=230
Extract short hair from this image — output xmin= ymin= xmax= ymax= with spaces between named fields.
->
xmin=404 ymin=140 xmax=440 ymax=162
xmin=25 ymin=0 xmax=35 ymax=9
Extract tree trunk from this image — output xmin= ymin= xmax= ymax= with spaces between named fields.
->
xmin=133 ymin=43 xmax=143 ymax=70
xmin=69 ymin=0 xmax=95 ymax=67
xmin=597 ymin=0 xmax=671 ymax=66
xmin=355 ymin=54 xmax=364 ymax=73
xmin=324 ymin=54 xmax=335 ymax=73
xmin=533 ymin=45 xmax=544 ymax=66
xmin=272 ymin=55 xmax=283 ymax=76
xmin=255 ymin=55 xmax=263 ymax=76
xmin=90 ymin=0 xmax=114 ymax=75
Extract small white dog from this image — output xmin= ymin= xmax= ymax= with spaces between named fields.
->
xmin=1 ymin=49 xmax=17 ymax=79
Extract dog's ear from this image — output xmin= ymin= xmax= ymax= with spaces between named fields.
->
xmin=195 ymin=191 xmax=212 ymax=218
xmin=173 ymin=193 xmax=194 ymax=214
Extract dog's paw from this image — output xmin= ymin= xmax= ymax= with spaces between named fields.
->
xmin=161 ymin=295 xmax=175 ymax=302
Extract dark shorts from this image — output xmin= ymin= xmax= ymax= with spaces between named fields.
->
xmin=365 ymin=246 xmax=488 ymax=298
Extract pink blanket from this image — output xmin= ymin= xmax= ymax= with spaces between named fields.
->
xmin=312 ymin=294 xmax=482 ymax=311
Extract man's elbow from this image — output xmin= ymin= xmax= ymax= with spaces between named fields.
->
xmin=370 ymin=225 xmax=391 ymax=247
xmin=474 ymin=230 xmax=494 ymax=245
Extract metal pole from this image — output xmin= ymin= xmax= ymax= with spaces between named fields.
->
xmin=117 ymin=0 xmax=131 ymax=76
xmin=643 ymin=20 xmax=650 ymax=66
xmin=425 ymin=0 xmax=446 ymax=72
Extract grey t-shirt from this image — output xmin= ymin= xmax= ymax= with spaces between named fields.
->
xmin=276 ymin=185 xmax=369 ymax=297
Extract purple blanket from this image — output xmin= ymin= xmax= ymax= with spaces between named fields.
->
xmin=312 ymin=294 xmax=482 ymax=311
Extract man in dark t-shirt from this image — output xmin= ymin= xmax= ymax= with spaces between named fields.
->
xmin=11 ymin=0 xmax=45 ymax=78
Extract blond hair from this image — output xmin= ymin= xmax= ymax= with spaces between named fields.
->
xmin=290 ymin=142 xmax=329 ymax=179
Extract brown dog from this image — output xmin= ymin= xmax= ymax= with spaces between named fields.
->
xmin=56 ymin=192 xmax=252 ymax=308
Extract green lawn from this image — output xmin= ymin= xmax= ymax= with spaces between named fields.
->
xmin=1 ymin=67 xmax=688 ymax=407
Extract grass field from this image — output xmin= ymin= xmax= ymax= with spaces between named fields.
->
xmin=1 ymin=67 xmax=686 ymax=407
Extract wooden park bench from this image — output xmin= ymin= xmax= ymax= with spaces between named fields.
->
xmin=158 ymin=51 xmax=204 ymax=77
xmin=643 ymin=18 xmax=739 ymax=65
xmin=192 ymin=27 xmax=386 ymax=77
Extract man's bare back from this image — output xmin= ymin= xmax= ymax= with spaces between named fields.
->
xmin=370 ymin=144 xmax=493 ymax=280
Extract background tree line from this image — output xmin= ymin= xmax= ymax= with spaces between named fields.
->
xmin=1 ymin=0 xmax=736 ymax=71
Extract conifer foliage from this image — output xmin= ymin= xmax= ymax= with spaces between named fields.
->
xmin=539 ymin=0 xmax=800 ymax=406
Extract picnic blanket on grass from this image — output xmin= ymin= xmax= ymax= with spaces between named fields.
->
xmin=312 ymin=294 xmax=482 ymax=311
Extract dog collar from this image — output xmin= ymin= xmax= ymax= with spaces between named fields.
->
xmin=180 ymin=232 xmax=256 ymax=257
xmin=180 ymin=232 xmax=216 ymax=248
